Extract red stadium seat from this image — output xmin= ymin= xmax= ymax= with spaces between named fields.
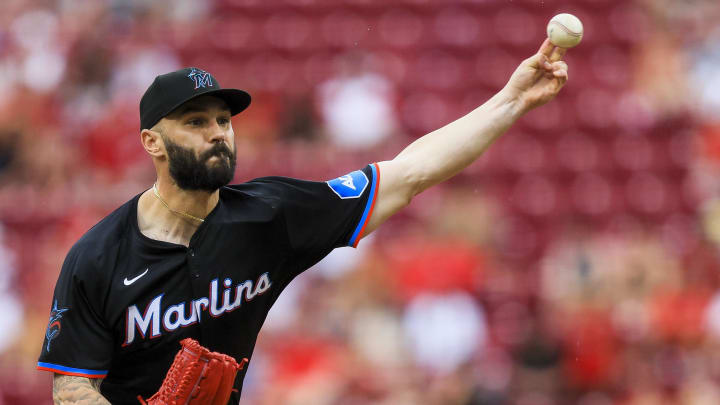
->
xmin=460 ymin=90 xmax=496 ymax=114
xmin=554 ymin=132 xmax=600 ymax=173
xmin=577 ymin=0 xmax=614 ymax=8
xmin=522 ymin=100 xmax=568 ymax=133
xmin=608 ymin=4 xmax=653 ymax=45
xmin=263 ymin=12 xmax=314 ymax=51
xmin=409 ymin=51 xmax=464 ymax=89
xmin=680 ymin=175 xmax=702 ymax=212
xmin=624 ymin=172 xmax=671 ymax=216
xmin=207 ymin=16 xmax=260 ymax=52
xmin=302 ymin=53 xmax=336 ymax=87
xmin=666 ymin=132 xmax=694 ymax=170
xmin=660 ymin=213 xmax=701 ymax=256
xmin=378 ymin=9 xmax=425 ymax=49
xmin=499 ymin=133 xmax=548 ymax=174
xmin=284 ymin=0 xmax=324 ymax=7
xmin=613 ymin=92 xmax=658 ymax=131
xmin=511 ymin=174 xmax=560 ymax=217
xmin=612 ymin=135 xmax=654 ymax=172
xmin=243 ymin=53 xmax=294 ymax=91
xmin=590 ymin=45 xmax=631 ymax=88
xmin=574 ymin=88 xmax=618 ymax=130
xmin=321 ymin=11 xmax=370 ymax=48
xmin=400 ymin=91 xmax=454 ymax=134
xmin=495 ymin=215 xmax=540 ymax=260
xmin=219 ymin=0 xmax=264 ymax=9
xmin=474 ymin=47 xmax=518 ymax=89
xmin=373 ymin=51 xmax=409 ymax=84
xmin=432 ymin=8 xmax=484 ymax=48
xmin=571 ymin=172 xmax=615 ymax=216
xmin=492 ymin=7 xmax=538 ymax=48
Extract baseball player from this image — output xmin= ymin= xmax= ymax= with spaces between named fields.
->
xmin=38 ymin=39 xmax=569 ymax=404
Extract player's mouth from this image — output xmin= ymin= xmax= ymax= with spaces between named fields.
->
xmin=206 ymin=152 xmax=230 ymax=162
xmin=202 ymin=144 xmax=233 ymax=162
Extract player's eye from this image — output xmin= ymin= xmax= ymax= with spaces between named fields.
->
xmin=187 ymin=118 xmax=205 ymax=126
xmin=218 ymin=117 xmax=230 ymax=126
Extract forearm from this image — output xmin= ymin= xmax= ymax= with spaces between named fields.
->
xmin=394 ymin=88 xmax=526 ymax=196
xmin=363 ymin=41 xmax=568 ymax=236
xmin=53 ymin=374 xmax=111 ymax=405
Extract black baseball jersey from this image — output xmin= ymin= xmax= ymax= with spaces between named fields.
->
xmin=37 ymin=164 xmax=379 ymax=405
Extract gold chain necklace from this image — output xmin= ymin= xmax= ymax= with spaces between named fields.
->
xmin=152 ymin=183 xmax=205 ymax=223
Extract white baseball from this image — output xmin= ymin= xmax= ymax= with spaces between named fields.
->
xmin=546 ymin=13 xmax=583 ymax=48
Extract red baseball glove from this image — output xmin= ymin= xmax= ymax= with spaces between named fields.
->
xmin=138 ymin=338 xmax=248 ymax=405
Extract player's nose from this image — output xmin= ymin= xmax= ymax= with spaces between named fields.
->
xmin=208 ymin=121 xmax=228 ymax=144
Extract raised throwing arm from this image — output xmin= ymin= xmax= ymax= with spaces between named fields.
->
xmin=362 ymin=39 xmax=569 ymax=236
xmin=53 ymin=374 xmax=110 ymax=405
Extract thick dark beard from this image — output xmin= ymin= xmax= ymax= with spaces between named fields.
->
xmin=162 ymin=134 xmax=237 ymax=192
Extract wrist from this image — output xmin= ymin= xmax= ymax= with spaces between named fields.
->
xmin=495 ymin=87 xmax=529 ymax=119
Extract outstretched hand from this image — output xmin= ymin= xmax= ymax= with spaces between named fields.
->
xmin=503 ymin=38 xmax=569 ymax=112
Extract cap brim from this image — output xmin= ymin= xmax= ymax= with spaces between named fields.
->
xmin=148 ymin=87 xmax=252 ymax=130
xmin=199 ymin=88 xmax=252 ymax=116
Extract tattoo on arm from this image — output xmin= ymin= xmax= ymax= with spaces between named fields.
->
xmin=89 ymin=377 xmax=102 ymax=391
xmin=53 ymin=374 xmax=111 ymax=405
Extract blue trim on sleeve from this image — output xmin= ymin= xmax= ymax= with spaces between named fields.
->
xmin=348 ymin=164 xmax=378 ymax=247
xmin=37 ymin=362 xmax=108 ymax=377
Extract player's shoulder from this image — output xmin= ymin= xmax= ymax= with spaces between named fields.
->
xmin=222 ymin=176 xmax=316 ymax=204
xmin=217 ymin=179 xmax=294 ymax=223
xmin=64 ymin=197 xmax=137 ymax=275
xmin=75 ymin=196 xmax=136 ymax=247
xmin=227 ymin=165 xmax=375 ymax=201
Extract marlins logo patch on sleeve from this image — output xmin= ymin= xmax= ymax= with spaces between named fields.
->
xmin=327 ymin=170 xmax=369 ymax=199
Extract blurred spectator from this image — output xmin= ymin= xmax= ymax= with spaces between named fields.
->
xmin=0 ymin=130 xmax=17 ymax=176
xmin=317 ymin=52 xmax=398 ymax=151
xmin=403 ymin=292 xmax=488 ymax=375
xmin=0 ymin=224 xmax=22 ymax=353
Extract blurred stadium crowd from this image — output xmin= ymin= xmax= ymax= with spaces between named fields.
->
xmin=1 ymin=0 xmax=720 ymax=404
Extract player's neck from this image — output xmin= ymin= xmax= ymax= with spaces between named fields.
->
xmin=137 ymin=180 xmax=219 ymax=247
xmin=155 ymin=179 xmax=219 ymax=219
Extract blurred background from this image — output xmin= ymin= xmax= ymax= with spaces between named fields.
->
xmin=1 ymin=0 xmax=720 ymax=404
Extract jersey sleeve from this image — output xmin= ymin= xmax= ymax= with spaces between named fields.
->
xmin=37 ymin=243 xmax=114 ymax=378
xmin=251 ymin=163 xmax=379 ymax=258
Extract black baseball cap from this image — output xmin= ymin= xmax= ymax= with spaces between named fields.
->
xmin=140 ymin=67 xmax=251 ymax=130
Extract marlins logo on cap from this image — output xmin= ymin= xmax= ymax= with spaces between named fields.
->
xmin=188 ymin=68 xmax=213 ymax=89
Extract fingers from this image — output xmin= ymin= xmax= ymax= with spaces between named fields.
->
xmin=538 ymin=38 xmax=568 ymax=62
xmin=538 ymin=38 xmax=555 ymax=57
xmin=531 ymin=40 xmax=570 ymax=85
xmin=549 ymin=46 xmax=567 ymax=62
xmin=551 ymin=61 xmax=569 ymax=85
xmin=539 ymin=60 xmax=569 ymax=85
xmin=551 ymin=61 xmax=568 ymax=72
xmin=539 ymin=57 xmax=568 ymax=73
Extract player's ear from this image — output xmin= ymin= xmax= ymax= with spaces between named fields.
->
xmin=141 ymin=126 xmax=165 ymax=158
